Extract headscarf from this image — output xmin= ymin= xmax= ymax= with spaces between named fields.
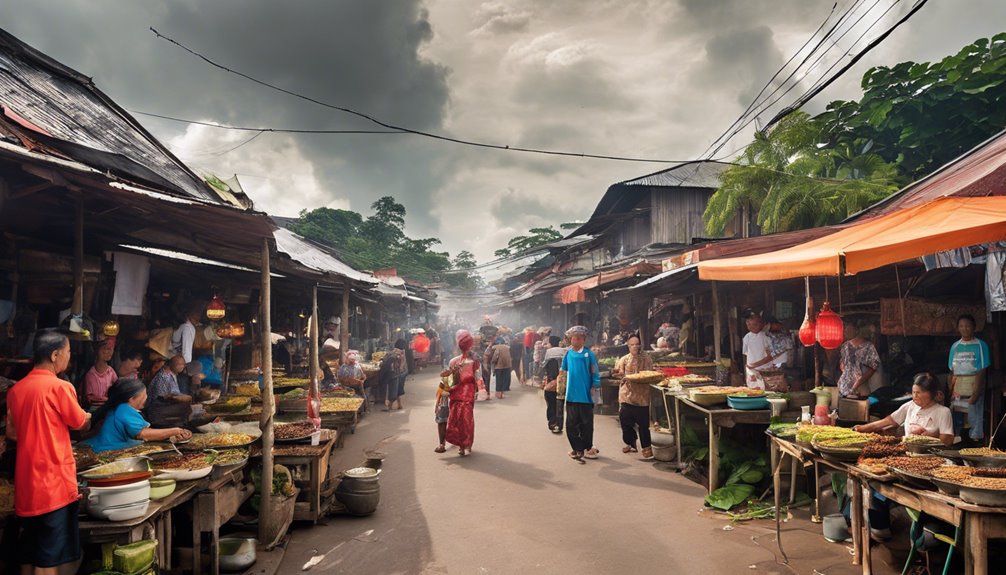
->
xmin=92 ymin=377 xmax=147 ymax=426
xmin=456 ymin=329 xmax=474 ymax=353
xmin=565 ymin=325 xmax=588 ymax=337
xmin=346 ymin=350 xmax=360 ymax=364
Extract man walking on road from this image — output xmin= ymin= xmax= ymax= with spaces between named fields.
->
xmin=560 ymin=326 xmax=600 ymax=463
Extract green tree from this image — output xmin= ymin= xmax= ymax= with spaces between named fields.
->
xmin=288 ymin=207 xmax=363 ymax=248
xmin=360 ymin=196 xmax=407 ymax=247
xmin=494 ymin=226 xmax=564 ymax=257
xmin=704 ymin=112 xmax=898 ymax=235
xmin=816 ymin=33 xmax=1006 ymax=179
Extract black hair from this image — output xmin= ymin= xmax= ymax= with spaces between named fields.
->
xmin=549 ymin=335 xmax=561 ymax=347
xmin=912 ymin=372 xmax=944 ymax=399
xmin=957 ymin=314 xmax=977 ymax=328
xmin=33 ymin=329 xmax=68 ymax=365
xmin=394 ymin=339 xmax=407 ymax=350
xmin=92 ymin=378 xmax=147 ymax=426
xmin=121 ymin=347 xmax=145 ymax=362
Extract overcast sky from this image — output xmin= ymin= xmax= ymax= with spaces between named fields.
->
xmin=3 ymin=1 xmax=1005 ymax=264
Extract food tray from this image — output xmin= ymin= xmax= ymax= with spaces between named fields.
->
xmin=727 ymin=395 xmax=769 ymax=410
xmin=154 ymin=466 xmax=213 ymax=482
xmin=931 ymin=477 xmax=963 ymax=497
xmin=180 ymin=433 xmax=257 ymax=451
xmin=888 ymin=466 xmax=937 ymax=490
xmin=812 ymin=443 xmax=863 ymax=462
xmin=959 ymin=485 xmax=1006 ymax=507
xmin=79 ymin=457 xmax=151 ymax=480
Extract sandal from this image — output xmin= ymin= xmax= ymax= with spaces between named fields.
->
xmin=622 ymin=445 xmax=638 ymax=454
xmin=434 ymin=445 xmax=446 ymax=453
xmin=640 ymin=448 xmax=655 ymax=460
xmin=584 ymin=448 xmax=599 ymax=459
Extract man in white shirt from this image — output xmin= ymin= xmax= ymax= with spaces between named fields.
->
xmin=742 ymin=313 xmax=771 ymax=389
xmin=170 ymin=306 xmax=200 ymax=364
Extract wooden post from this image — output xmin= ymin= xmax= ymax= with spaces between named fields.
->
xmin=310 ymin=285 xmax=320 ymax=408
xmin=340 ymin=285 xmax=350 ymax=362
xmin=712 ymin=281 xmax=722 ymax=362
xmin=258 ymin=239 xmax=275 ymax=544
xmin=72 ymin=199 xmax=84 ymax=315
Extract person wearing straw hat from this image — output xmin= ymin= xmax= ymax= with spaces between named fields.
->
xmin=560 ymin=326 xmax=601 ymax=463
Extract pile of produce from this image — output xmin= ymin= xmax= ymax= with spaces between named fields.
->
xmin=187 ymin=433 xmax=255 ymax=449
xmin=212 ymin=449 xmax=249 ymax=467
xmin=251 ymin=464 xmax=296 ymax=510
xmin=860 ymin=436 xmax=906 ymax=459
xmin=74 ymin=445 xmax=101 ymax=469
xmin=883 ymin=456 xmax=946 ymax=475
xmin=768 ymin=423 xmax=798 ymax=438
xmin=97 ymin=443 xmax=172 ymax=464
xmin=207 ymin=396 xmax=251 ymax=414
xmin=280 ymin=388 xmax=308 ymax=400
xmin=931 ymin=466 xmax=974 ymax=483
xmin=795 ymin=425 xmax=860 ymax=444
xmin=597 ymin=357 xmax=618 ymax=369
xmin=275 ymin=421 xmax=316 ymax=440
xmin=156 ymin=453 xmax=212 ymax=470
xmin=321 ymin=397 xmax=365 ymax=413
xmin=232 ymin=383 xmax=260 ymax=396
xmin=959 ymin=447 xmax=1006 ymax=457
xmin=691 ymin=386 xmax=757 ymax=395
xmin=903 ymin=435 xmax=944 ymax=445
xmin=813 ymin=433 xmax=877 ymax=448
xmin=273 ymin=377 xmax=310 ymax=387
xmin=729 ymin=388 xmax=769 ymax=398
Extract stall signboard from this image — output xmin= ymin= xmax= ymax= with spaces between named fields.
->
xmin=879 ymin=297 xmax=986 ymax=336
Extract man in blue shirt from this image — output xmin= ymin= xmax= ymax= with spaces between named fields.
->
xmin=948 ymin=314 xmax=991 ymax=442
xmin=560 ymin=326 xmax=600 ymax=463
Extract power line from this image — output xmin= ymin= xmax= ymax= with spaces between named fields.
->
xmin=149 ymin=28 xmax=717 ymax=165
xmin=130 ymin=109 xmax=404 ymax=134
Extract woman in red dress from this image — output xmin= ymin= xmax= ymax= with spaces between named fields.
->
xmin=442 ymin=330 xmax=484 ymax=456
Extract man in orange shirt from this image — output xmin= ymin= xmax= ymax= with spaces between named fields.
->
xmin=7 ymin=330 xmax=91 ymax=574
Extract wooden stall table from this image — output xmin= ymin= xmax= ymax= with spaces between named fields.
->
xmin=319 ymin=398 xmax=365 ymax=446
xmin=192 ymin=463 xmax=253 ymax=575
xmin=674 ymin=396 xmax=772 ymax=492
xmin=78 ymin=479 xmax=204 ymax=571
xmin=849 ymin=468 xmax=1006 ymax=575
xmin=253 ymin=429 xmax=338 ymax=523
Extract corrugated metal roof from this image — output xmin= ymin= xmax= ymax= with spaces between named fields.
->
xmin=273 ymin=227 xmax=376 ymax=284
xmin=616 ymin=160 xmax=729 ymax=189
xmin=0 ymin=28 xmax=218 ymax=202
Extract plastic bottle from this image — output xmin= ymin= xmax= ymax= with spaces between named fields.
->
xmin=800 ymin=405 xmax=812 ymax=423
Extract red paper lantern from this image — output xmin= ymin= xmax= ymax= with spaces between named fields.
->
xmin=815 ymin=302 xmax=844 ymax=350
xmin=798 ymin=315 xmax=817 ymax=347
xmin=206 ymin=293 xmax=226 ymax=320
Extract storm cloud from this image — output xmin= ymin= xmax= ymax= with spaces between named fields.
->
xmin=3 ymin=1 xmax=1005 ymax=267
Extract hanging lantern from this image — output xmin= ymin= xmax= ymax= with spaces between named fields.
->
xmin=206 ymin=294 xmax=226 ymax=320
xmin=102 ymin=320 xmax=120 ymax=337
xmin=815 ymin=302 xmax=844 ymax=350
xmin=799 ymin=316 xmax=817 ymax=347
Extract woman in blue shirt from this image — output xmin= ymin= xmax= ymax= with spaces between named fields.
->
xmin=86 ymin=378 xmax=191 ymax=452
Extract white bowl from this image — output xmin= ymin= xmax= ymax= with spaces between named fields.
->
xmin=86 ymin=480 xmax=151 ymax=511
xmin=153 ymin=465 xmax=213 ymax=482
xmin=88 ymin=499 xmax=150 ymax=521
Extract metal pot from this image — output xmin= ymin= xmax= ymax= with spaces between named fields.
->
xmin=336 ymin=468 xmax=380 ymax=516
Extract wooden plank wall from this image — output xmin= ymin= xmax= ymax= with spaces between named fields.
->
xmin=649 ymin=187 xmax=714 ymax=244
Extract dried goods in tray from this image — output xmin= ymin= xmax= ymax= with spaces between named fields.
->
xmin=275 ymin=421 xmax=316 ymax=440
xmin=156 ymin=452 xmax=212 ymax=470
xmin=186 ymin=433 xmax=255 ymax=450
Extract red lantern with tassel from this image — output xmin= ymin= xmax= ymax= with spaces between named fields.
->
xmin=815 ymin=302 xmax=844 ymax=350
xmin=798 ymin=295 xmax=816 ymax=347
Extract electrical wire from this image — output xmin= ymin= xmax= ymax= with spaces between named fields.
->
xmin=149 ymin=28 xmax=715 ymax=165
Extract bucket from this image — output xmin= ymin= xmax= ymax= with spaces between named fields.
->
xmin=335 ymin=467 xmax=381 ymax=516
xmin=652 ymin=444 xmax=676 ymax=462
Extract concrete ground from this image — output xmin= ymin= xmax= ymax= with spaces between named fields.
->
xmin=276 ymin=371 xmax=904 ymax=575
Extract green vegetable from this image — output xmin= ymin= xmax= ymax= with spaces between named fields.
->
xmin=726 ymin=500 xmax=780 ymax=522
xmin=112 ymin=540 xmax=156 ymax=575
xmin=705 ymin=484 xmax=755 ymax=511
xmin=740 ymin=470 xmax=764 ymax=484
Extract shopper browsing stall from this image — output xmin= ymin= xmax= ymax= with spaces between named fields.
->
xmin=86 ymin=378 xmax=191 ymax=452
xmin=612 ymin=336 xmax=656 ymax=460
xmin=6 ymin=330 xmax=91 ymax=573
xmin=336 ymin=350 xmax=367 ymax=395
xmin=838 ymin=321 xmax=880 ymax=398
xmin=948 ymin=314 xmax=990 ymax=443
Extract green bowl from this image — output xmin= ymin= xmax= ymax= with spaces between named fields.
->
xmin=149 ymin=477 xmax=176 ymax=500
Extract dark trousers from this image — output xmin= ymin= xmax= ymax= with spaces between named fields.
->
xmin=544 ymin=390 xmax=559 ymax=428
xmin=565 ymin=402 xmax=594 ymax=452
xmin=619 ymin=403 xmax=652 ymax=448
xmin=494 ymin=369 xmax=512 ymax=392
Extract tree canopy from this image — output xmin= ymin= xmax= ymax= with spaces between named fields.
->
xmin=704 ymin=33 xmax=1006 ymax=237
xmin=289 ymin=196 xmax=481 ymax=289
xmin=494 ymin=225 xmax=567 ymax=258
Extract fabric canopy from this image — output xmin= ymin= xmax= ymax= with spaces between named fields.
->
xmin=698 ymin=196 xmax=1006 ymax=281
xmin=557 ymin=262 xmax=661 ymax=303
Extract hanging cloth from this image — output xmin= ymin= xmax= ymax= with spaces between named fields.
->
xmin=110 ymin=252 xmax=150 ymax=316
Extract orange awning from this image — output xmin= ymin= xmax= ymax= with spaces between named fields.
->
xmin=557 ymin=262 xmax=661 ymax=304
xmin=698 ymin=196 xmax=1006 ymax=281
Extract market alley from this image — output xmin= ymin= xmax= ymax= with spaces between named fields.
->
xmin=278 ymin=371 xmax=898 ymax=575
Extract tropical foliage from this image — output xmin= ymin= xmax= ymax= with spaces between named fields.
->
xmin=705 ymin=34 xmax=1006 ymax=236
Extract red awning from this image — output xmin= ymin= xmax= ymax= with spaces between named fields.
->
xmin=557 ymin=262 xmax=661 ymax=304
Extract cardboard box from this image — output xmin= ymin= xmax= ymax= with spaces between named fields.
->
xmin=838 ymin=398 xmax=870 ymax=423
